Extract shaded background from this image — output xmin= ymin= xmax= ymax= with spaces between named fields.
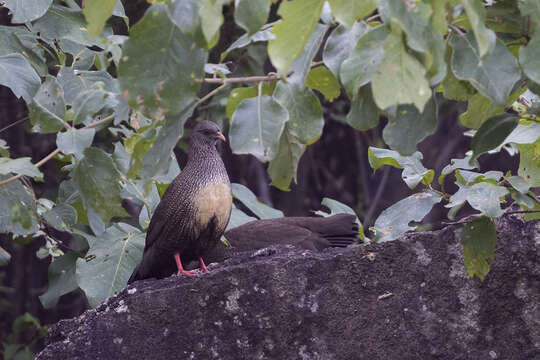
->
xmin=0 ymin=1 xmax=520 ymax=355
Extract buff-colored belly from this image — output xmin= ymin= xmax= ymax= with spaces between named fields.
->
xmin=193 ymin=182 xmax=232 ymax=232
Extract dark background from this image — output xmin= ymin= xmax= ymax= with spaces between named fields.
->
xmin=0 ymin=1 xmax=519 ymax=355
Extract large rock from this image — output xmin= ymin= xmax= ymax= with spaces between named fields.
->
xmin=37 ymin=215 xmax=540 ymax=360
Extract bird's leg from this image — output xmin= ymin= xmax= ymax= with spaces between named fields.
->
xmin=174 ymin=253 xmax=194 ymax=277
xmin=198 ymin=257 xmax=209 ymax=273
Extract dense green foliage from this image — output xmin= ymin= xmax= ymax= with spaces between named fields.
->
xmin=0 ymin=0 xmax=539 ymax=335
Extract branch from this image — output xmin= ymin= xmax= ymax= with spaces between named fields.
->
xmin=196 ymin=73 xmax=283 ymax=84
xmin=0 ymin=113 xmax=115 ymax=187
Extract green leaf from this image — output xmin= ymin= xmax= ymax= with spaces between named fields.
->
xmin=306 ymin=66 xmax=340 ymax=102
xmin=447 ymin=182 xmax=509 ymax=217
xmin=225 ymin=84 xmax=273 ymax=119
xmin=0 ymin=25 xmax=47 ymax=76
xmin=368 ymin=147 xmax=434 ymax=189
xmin=470 ymin=114 xmax=519 ymax=161
xmin=288 ymin=23 xmax=328 ymax=87
xmin=438 ymin=154 xmax=478 ymax=185
xmin=221 ymin=21 xmax=276 ymax=60
xmin=231 ymin=183 xmax=283 ymax=219
xmin=118 ymin=3 xmax=207 ymax=119
xmin=505 ymin=175 xmax=531 ymax=194
xmin=83 ymin=0 xmax=116 ymax=37
xmin=518 ymin=140 xmax=540 ymax=187
xmin=383 ymin=97 xmax=437 ymax=156
xmin=71 ymin=147 xmax=128 ymax=225
xmin=327 ymin=0 xmax=376 ymax=28
xmin=340 ymin=24 xmax=388 ymax=96
xmin=268 ymin=0 xmax=325 ymax=75
xmin=459 ymin=92 xmax=505 ymax=129
xmin=273 ymin=81 xmax=324 ymax=145
xmin=428 ymin=0 xmax=449 ymax=34
xmin=0 ymin=157 xmax=42 ymax=178
xmin=230 ymin=95 xmax=288 ymax=162
xmin=345 ymin=85 xmax=379 ymax=131
xmin=462 ymin=0 xmax=496 ymax=58
xmin=519 ymin=0 xmax=540 ymax=23
xmin=449 ymin=33 xmax=521 ymax=105
xmin=442 ymin=65 xmax=477 ymax=101
xmin=371 ymin=27 xmax=431 ymax=112
xmin=42 ymin=203 xmax=78 ymax=232
xmin=0 ymin=246 xmax=11 ymax=266
xmin=166 ymin=0 xmax=202 ymax=34
xmin=75 ymin=223 xmax=145 ymax=307
xmin=56 ymin=128 xmax=96 ymax=160
xmin=461 ymin=216 xmax=497 ymax=280
xmin=234 ymin=0 xmax=270 ymax=35
xmin=0 ymin=54 xmax=40 ymax=103
xmin=373 ymin=191 xmax=442 ymax=242
xmin=71 ymin=87 xmax=108 ymax=125
xmin=323 ymin=22 xmax=368 ymax=78
xmin=199 ymin=0 xmax=225 ymax=45
xmin=519 ymin=30 xmax=540 ymax=85
xmin=39 ymin=253 xmax=78 ymax=309
xmin=267 ymin=128 xmax=306 ymax=191
xmin=28 ymin=76 xmax=67 ymax=134
xmin=3 ymin=0 xmax=53 ymax=23
xmin=378 ymin=0 xmax=432 ymax=52
xmin=501 ymin=122 xmax=540 ymax=147
xmin=454 ymin=169 xmax=502 ymax=185
xmin=226 ymin=206 xmax=257 ymax=231
xmin=0 ymin=176 xmax=39 ymax=236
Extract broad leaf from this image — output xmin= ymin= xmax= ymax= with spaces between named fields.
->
xmin=519 ymin=30 xmax=540 ymax=85
xmin=345 ymin=85 xmax=379 ymax=131
xmin=306 ymin=66 xmax=340 ymax=102
xmin=268 ymin=0 xmax=325 ymax=75
xmin=3 ymin=0 xmax=53 ymax=23
xmin=371 ymin=27 xmax=431 ymax=112
xmin=323 ymin=22 xmax=368 ymax=77
xmin=225 ymin=83 xmax=273 ymax=119
xmin=231 ymin=183 xmax=283 ymax=219
xmin=118 ymin=4 xmax=207 ymax=119
xmin=39 ymin=253 xmax=78 ymax=309
xmin=383 ymin=97 xmax=437 ymax=156
xmin=83 ymin=0 xmax=116 ymax=37
xmin=461 ymin=216 xmax=497 ymax=281
xmin=461 ymin=0 xmax=496 ymax=58
xmin=470 ymin=114 xmax=519 ymax=161
xmin=0 ymin=54 xmax=40 ymax=103
xmin=234 ymin=0 xmax=270 ymax=35
xmin=226 ymin=206 xmax=257 ymax=231
xmin=230 ymin=95 xmax=288 ymax=162
xmin=76 ymin=223 xmax=145 ymax=307
xmin=42 ymin=203 xmax=78 ymax=232
xmin=446 ymin=182 xmax=509 ymax=217
xmin=327 ymin=0 xmax=376 ymax=29
xmin=459 ymin=92 xmax=504 ymax=129
xmin=518 ymin=140 xmax=540 ymax=187
xmin=71 ymin=87 xmax=108 ymax=125
xmin=222 ymin=21 xmax=276 ymax=60
xmin=28 ymin=76 xmax=67 ymax=133
xmin=505 ymin=175 xmax=531 ymax=194
xmin=438 ymin=155 xmax=478 ymax=185
xmin=0 ymin=158 xmax=42 ymax=178
xmin=56 ymin=128 xmax=96 ymax=160
xmin=373 ymin=191 xmax=442 ymax=242
xmin=199 ymin=0 xmax=224 ymax=46
xmin=0 ymin=176 xmax=39 ymax=236
xmin=267 ymin=128 xmax=306 ymax=191
xmin=288 ymin=23 xmax=328 ymax=87
xmin=449 ymin=33 xmax=521 ymax=105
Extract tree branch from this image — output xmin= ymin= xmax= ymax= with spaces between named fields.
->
xmin=196 ymin=73 xmax=283 ymax=84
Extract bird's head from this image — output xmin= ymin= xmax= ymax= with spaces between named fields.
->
xmin=192 ymin=121 xmax=226 ymax=147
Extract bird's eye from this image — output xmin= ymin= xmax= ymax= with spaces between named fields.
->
xmin=202 ymin=129 xmax=213 ymax=136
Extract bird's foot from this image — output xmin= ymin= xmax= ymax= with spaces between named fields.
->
xmin=198 ymin=257 xmax=209 ymax=273
xmin=177 ymin=269 xmax=194 ymax=277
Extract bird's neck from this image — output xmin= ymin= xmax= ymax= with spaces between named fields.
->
xmin=188 ymin=141 xmax=219 ymax=163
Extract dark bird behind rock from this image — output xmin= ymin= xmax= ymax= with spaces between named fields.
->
xmin=128 ymin=121 xmax=231 ymax=283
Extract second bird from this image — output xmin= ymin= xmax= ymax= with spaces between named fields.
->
xmin=129 ymin=121 xmax=232 ymax=283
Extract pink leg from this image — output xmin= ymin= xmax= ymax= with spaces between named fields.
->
xmin=174 ymin=253 xmax=194 ymax=277
xmin=199 ymin=257 xmax=209 ymax=273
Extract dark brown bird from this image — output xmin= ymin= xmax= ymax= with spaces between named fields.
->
xmin=194 ymin=214 xmax=359 ymax=266
xmin=129 ymin=121 xmax=231 ymax=283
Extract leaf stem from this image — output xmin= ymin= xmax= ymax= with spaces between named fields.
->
xmin=196 ymin=81 xmax=229 ymax=106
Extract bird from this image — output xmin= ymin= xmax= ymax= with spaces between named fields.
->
xmin=190 ymin=214 xmax=359 ymax=267
xmin=128 ymin=120 xmax=232 ymax=283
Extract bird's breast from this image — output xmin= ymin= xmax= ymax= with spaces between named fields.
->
xmin=193 ymin=181 xmax=232 ymax=232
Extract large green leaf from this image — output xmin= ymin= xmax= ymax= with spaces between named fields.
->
xmin=459 ymin=92 xmax=504 ymax=129
xmin=76 ymin=223 xmax=145 ymax=307
xmin=71 ymin=87 xmax=108 ymax=125
xmin=42 ymin=203 xmax=78 ymax=232
xmin=273 ymin=81 xmax=324 ymax=145
xmin=306 ymin=66 xmax=340 ymax=102
xmin=519 ymin=0 xmax=540 ymax=24
xmin=470 ymin=114 xmax=519 ymax=161
xmin=438 ymin=155 xmax=478 ymax=185
xmin=0 ymin=176 xmax=39 ymax=237
xmin=371 ymin=27 xmax=431 ymax=112
xmin=340 ymin=24 xmax=388 ymax=96
xmin=3 ymin=0 xmax=52 ymax=23
xmin=368 ymin=147 xmax=434 ymax=189
xmin=225 ymin=83 xmax=274 ymax=119
xmin=231 ymin=183 xmax=283 ymax=219
xmin=221 ymin=21 xmax=276 ymax=60
xmin=229 ymin=95 xmax=288 ymax=162
xmin=449 ymin=33 xmax=521 ymax=105
xmin=462 ymin=0 xmax=496 ymax=58
xmin=519 ymin=30 xmax=540 ymax=85
xmin=446 ymin=182 xmax=509 ymax=217
xmin=39 ymin=253 xmax=79 ymax=309
xmin=225 ymin=206 xmax=257 ymax=231
xmin=323 ymin=22 xmax=368 ymax=77
xmin=288 ymin=23 xmax=328 ymax=87
xmin=118 ymin=4 xmax=207 ymax=119
xmin=327 ymin=0 xmax=376 ymax=29
xmin=382 ymin=97 xmax=437 ymax=156
xmin=56 ymin=128 xmax=96 ymax=161
xmin=0 ymin=26 xmax=47 ymax=76
xmin=267 ymin=128 xmax=306 ymax=191
xmin=345 ymin=85 xmax=379 ymax=131
xmin=518 ymin=140 xmax=540 ymax=187
xmin=28 ymin=76 xmax=67 ymax=134
xmin=234 ymin=0 xmax=270 ymax=35
xmin=373 ymin=191 xmax=442 ymax=242
xmin=461 ymin=216 xmax=497 ymax=281
xmin=0 ymin=54 xmax=40 ymax=103
xmin=268 ymin=0 xmax=325 ymax=75
xmin=82 ymin=0 xmax=116 ymax=37
xmin=0 ymin=158 xmax=42 ymax=178
xmin=71 ymin=147 xmax=128 ymax=225
xmin=199 ymin=0 xmax=225 ymax=46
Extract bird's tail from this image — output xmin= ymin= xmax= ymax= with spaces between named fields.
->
xmin=316 ymin=213 xmax=359 ymax=247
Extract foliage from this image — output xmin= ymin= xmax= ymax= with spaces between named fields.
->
xmin=0 ymin=0 xmax=539 ymax=313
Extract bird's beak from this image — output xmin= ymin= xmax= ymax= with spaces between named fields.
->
xmin=216 ymin=131 xmax=226 ymax=142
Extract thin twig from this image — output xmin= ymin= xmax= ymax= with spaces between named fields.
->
xmin=449 ymin=24 xmax=466 ymax=36
xmin=0 ymin=117 xmax=28 ymax=134
xmin=195 ymin=82 xmax=229 ymax=106
xmin=196 ymin=73 xmax=282 ymax=84
xmin=365 ymin=14 xmax=381 ymax=23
